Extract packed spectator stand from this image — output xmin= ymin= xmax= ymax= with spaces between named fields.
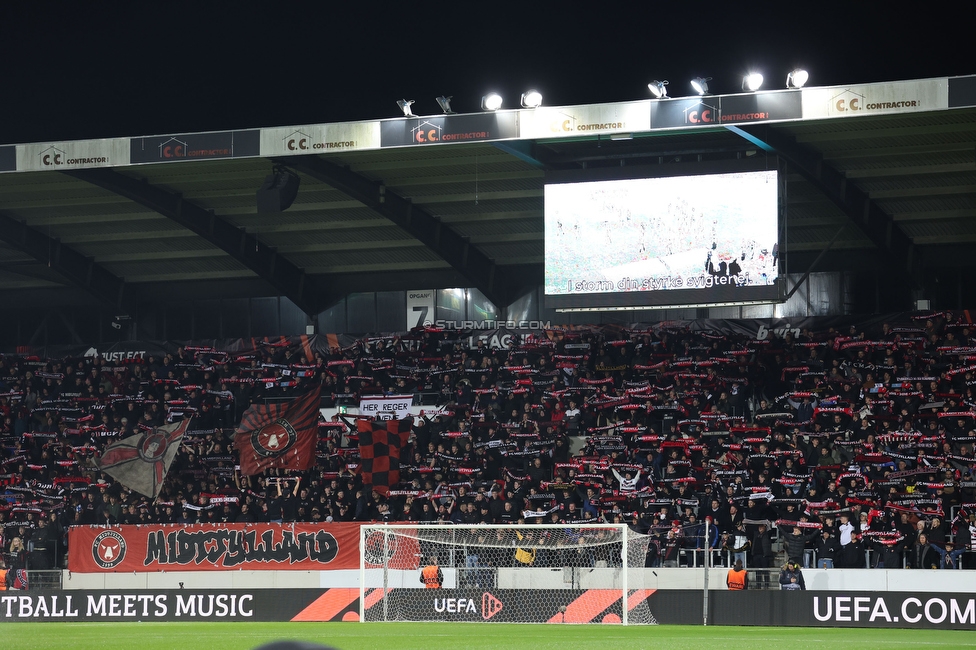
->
xmin=3 ymin=313 xmax=976 ymax=577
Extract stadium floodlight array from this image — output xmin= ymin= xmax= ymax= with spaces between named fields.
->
xmin=691 ymin=77 xmax=711 ymax=95
xmin=482 ymin=93 xmax=503 ymax=111
xmin=401 ymin=69 xmax=811 ymax=117
xmin=647 ymin=80 xmax=669 ymax=98
xmin=397 ymin=99 xmax=416 ymax=117
xmin=520 ymin=90 xmax=543 ymax=108
xmin=436 ymin=96 xmax=454 ymax=114
xmin=787 ymin=68 xmax=809 ymax=88
xmin=742 ymin=72 xmax=764 ymax=92
xmin=359 ymin=524 xmax=658 ymax=625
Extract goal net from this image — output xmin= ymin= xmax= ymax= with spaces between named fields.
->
xmin=359 ymin=524 xmax=657 ymax=624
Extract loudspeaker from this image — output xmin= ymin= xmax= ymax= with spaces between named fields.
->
xmin=256 ymin=169 xmax=301 ymax=213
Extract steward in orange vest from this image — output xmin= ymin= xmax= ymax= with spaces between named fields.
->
xmin=727 ymin=560 xmax=748 ymax=591
xmin=420 ymin=557 xmax=443 ymax=589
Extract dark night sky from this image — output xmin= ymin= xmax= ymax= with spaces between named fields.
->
xmin=0 ymin=2 xmax=970 ymax=144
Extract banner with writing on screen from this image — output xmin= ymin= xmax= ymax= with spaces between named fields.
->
xmin=68 ymin=522 xmax=361 ymax=573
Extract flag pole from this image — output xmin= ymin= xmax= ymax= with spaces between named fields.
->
xmin=703 ymin=517 xmax=709 ymax=626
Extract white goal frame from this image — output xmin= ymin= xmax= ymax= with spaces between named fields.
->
xmin=359 ymin=523 xmax=656 ymax=625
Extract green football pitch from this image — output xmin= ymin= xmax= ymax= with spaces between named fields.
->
xmin=3 ymin=622 xmax=975 ymax=650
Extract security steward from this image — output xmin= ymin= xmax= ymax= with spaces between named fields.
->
xmin=727 ymin=559 xmax=748 ymax=591
xmin=420 ymin=556 xmax=443 ymax=589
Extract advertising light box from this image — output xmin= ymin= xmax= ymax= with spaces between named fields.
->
xmin=545 ymin=168 xmax=781 ymax=310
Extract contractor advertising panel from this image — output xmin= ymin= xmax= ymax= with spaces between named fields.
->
xmin=380 ymin=112 xmax=519 ymax=147
xmin=17 ymin=138 xmax=129 ymax=171
xmin=948 ymin=75 xmax=976 ymax=108
xmin=650 ymin=92 xmax=803 ymax=129
xmin=130 ymin=130 xmax=260 ymax=164
xmin=801 ymin=78 xmax=948 ymax=119
xmin=519 ymin=100 xmax=650 ymax=139
xmin=260 ymin=121 xmax=381 ymax=156
xmin=650 ymin=96 xmax=723 ymax=129
xmin=68 ymin=523 xmax=361 ymax=573
xmin=718 ymin=90 xmax=803 ymax=125
xmin=0 ymin=145 xmax=14 ymax=172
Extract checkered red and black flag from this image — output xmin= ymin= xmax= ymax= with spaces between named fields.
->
xmin=234 ymin=386 xmax=321 ymax=476
xmin=358 ymin=418 xmax=412 ymax=496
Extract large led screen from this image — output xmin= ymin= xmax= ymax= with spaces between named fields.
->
xmin=545 ymin=169 xmax=780 ymax=310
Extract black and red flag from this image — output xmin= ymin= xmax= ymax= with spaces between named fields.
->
xmin=94 ymin=418 xmax=192 ymax=498
xmin=234 ymin=386 xmax=321 ymax=475
xmin=358 ymin=417 xmax=412 ymax=496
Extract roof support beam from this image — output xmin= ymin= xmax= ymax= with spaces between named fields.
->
xmin=280 ymin=156 xmax=522 ymax=307
xmin=63 ymin=169 xmax=335 ymax=315
xmin=0 ymin=209 xmax=128 ymax=309
xmin=727 ymin=124 xmax=921 ymax=287
xmin=492 ymin=141 xmax=551 ymax=169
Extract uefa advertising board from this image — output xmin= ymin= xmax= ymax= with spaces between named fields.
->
xmin=7 ymin=589 xmax=976 ymax=626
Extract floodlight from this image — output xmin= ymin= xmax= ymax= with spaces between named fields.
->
xmin=482 ymin=93 xmax=503 ymax=111
xmin=520 ymin=90 xmax=543 ymax=108
xmin=647 ymin=80 xmax=669 ymax=98
xmin=742 ymin=73 xmax=764 ymax=92
xmin=690 ymin=77 xmax=711 ymax=95
xmin=397 ymin=99 xmax=416 ymax=117
xmin=786 ymin=69 xmax=809 ymax=88
xmin=436 ymin=96 xmax=454 ymax=114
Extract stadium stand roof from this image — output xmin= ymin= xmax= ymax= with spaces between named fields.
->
xmin=0 ymin=75 xmax=974 ymax=315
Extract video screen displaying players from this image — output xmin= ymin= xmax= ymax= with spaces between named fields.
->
xmin=544 ymin=169 xmax=780 ymax=309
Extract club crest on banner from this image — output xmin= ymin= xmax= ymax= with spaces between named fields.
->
xmin=92 ymin=530 xmax=127 ymax=569
xmin=251 ymin=418 xmax=299 ymax=458
xmin=138 ymin=431 xmax=170 ymax=462
xmin=94 ymin=418 xmax=191 ymax=498
xmin=234 ymin=387 xmax=321 ymax=475
xmin=363 ymin=529 xmax=399 ymax=565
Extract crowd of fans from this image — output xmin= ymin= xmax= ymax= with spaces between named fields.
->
xmin=3 ymin=313 xmax=976 ymax=575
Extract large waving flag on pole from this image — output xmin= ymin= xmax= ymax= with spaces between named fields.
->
xmin=234 ymin=386 xmax=321 ymax=475
xmin=94 ymin=419 xmax=192 ymax=498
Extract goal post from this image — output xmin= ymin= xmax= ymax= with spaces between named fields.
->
xmin=359 ymin=523 xmax=657 ymax=625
